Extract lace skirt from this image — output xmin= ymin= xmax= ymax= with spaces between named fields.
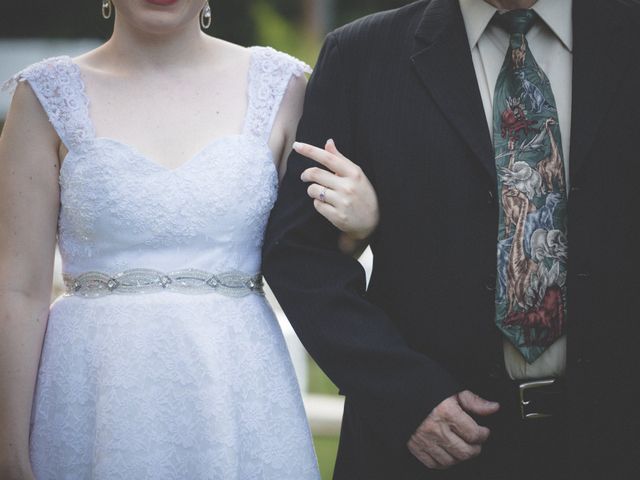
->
xmin=29 ymin=293 xmax=319 ymax=480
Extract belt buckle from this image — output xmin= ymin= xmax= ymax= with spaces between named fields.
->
xmin=518 ymin=379 xmax=555 ymax=420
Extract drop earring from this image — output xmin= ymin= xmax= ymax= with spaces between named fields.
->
xmin=102 ymin=0 xmax=112 ymax=20
xmin=200 ymin=2 xmax=212 ymax=30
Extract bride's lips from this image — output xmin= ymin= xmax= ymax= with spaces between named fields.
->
xmin=146 ymin=0 xmax=179 ymax=6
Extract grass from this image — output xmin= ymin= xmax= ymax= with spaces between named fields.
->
xmin=313 ymin=435 xmax=340 ymax=480
xmin=308 ymin=358 xmax=340 ymax=479
xmin=308 ymin=357 xmax=339 ymax=396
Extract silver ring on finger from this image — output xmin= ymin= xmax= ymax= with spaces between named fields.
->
xmin=319 ymin=187 xmax=327 ymax=203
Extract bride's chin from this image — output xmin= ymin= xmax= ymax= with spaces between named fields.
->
xmin=116 ymin=13 xmax=200 ymax=37
xmin=133 ymin=18 xmax=196 ymax=36
xmin=145 ymin=0 xmax=180 ymax=6
xmin=112 ymin=0 xmax=203 ymax=35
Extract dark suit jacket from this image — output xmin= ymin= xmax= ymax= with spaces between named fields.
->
xmin=263 ymin=0 xmax=640 ymax=478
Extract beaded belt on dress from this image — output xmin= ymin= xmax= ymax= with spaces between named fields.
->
xmin=63 ymin=269 xmax=264 ymax=298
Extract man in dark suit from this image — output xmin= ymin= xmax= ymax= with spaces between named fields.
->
xmin=263 ymin=0 xmax=640 ymax=478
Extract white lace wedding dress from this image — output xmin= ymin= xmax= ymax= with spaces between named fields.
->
xmin=5 ymin=47 xmax=319 ymax=480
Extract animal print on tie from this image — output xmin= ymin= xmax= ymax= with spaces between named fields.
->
xmin=492 ymin=10 xmax=568 ymax=363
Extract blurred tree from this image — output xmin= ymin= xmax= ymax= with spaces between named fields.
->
xmin=253 ymin=0 xmax=413 ymax=65
xmin=0 ymin=0 xmax=256 ymax=46
xmin=269 ymin=0 xmax=412 ymax=31
xmin=0 ymin=1 xmax=413 ymax=45
xmin=0 ymin=1 xmax=414 ymax=71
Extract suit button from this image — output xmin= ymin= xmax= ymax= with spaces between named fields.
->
xmin=485 ymin=274 xmax=497 ymax=291
xmin=488 ymin=362 xmax=504 ymax=379
xmin=570 ymin=185 xmax=580 ymax=194
xmin=577 ymin=356 xmax=591 ymax=365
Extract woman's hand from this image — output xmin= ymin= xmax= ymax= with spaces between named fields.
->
xmin=295 ymin=139 xmax=379 ymax=252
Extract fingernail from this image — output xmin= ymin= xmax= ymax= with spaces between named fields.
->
xmin=327 ymin=138 xmax=335 ymax=147
xmin=293 ymin=141 xmax=302 ymax=150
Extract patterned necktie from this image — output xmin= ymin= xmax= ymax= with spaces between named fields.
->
xmin=492 ymin=10 xmax=568 ymax=363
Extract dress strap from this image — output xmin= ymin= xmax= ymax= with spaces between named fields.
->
xmin=2 ymin=56 xmax=94 ymax=151
xmin=243 ymin=46 xmax=311 ymax=142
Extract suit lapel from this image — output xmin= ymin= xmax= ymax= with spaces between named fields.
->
xmin=570 ymin=0 xmax=631 ymax=180
xmin=411 ymin=0 xmax=496 ymax=183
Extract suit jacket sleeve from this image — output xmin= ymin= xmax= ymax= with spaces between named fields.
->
xmin=262 ymin=32 xmax=462 ymax=450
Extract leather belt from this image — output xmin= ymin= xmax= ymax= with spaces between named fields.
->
xmin=517 ymin=378 xmax=565 ymax=420
xmin=477 ymin=373 xmax=566 ymax=421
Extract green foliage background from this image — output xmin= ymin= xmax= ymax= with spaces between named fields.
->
xmin=0 ymin=1 xmax=412 ymax=65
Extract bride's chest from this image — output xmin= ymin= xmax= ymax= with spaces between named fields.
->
xmin=82 ymin=64 xmax=252 ymax=170
xmin=58 ymin=136 xmax=278 ymax=241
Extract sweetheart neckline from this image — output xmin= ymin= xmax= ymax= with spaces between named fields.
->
xmin=95 ymin=134 xmax=245 ymax=173
xmin=59 ymin=134 xmax=278 ymax=179
xmin=64 ymin=47 xmax=262 ymax=171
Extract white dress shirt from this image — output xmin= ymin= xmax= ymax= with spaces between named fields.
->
xmin=458 ymin=0 xmax=573 ymax=380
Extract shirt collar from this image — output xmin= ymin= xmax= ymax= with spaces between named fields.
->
xmin=534 ymin=0 xmax=573 ymax=51
xmin=459 ymin=0 xmax=573 ymax=52
xmin=459 ymin=0 xmax=497 ymax=49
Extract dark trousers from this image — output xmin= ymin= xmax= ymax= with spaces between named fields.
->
xmin=405 ymin=376 xmax=570 ymax=480
xmin=334 ymin=377 xmax=568 ymax=480
xmin=337 ymin=375 xmax=571 ymax=480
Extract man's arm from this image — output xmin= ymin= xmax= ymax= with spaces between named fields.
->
xmin=263 ymin=32 xmax=462 ymax=450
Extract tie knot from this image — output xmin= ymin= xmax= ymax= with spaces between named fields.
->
xmin=493 ymin=9 xmax=537 ymax=35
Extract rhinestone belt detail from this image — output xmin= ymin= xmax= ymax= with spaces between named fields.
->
xmin=63 ymin=269 xmax=264 ymax=298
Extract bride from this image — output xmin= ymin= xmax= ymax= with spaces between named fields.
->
xmin=0 ymin=1 xmax=379 ymax=478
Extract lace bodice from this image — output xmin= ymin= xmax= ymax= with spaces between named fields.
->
xmin=4 ymin=47 xmax=310 ymax=276
xmin=5 ymin=48 xmax=320 ymax=480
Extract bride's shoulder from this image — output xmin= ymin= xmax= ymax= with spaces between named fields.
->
xmin=208 ymin=37 xmax=251 ymax=59
xmin=208 ymin=37 xmax=310 ymax=77
xmin=2 ymin=56 xmax=76 ymax=95
xmin=247 ymin=45 xmax=311 ymax=78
